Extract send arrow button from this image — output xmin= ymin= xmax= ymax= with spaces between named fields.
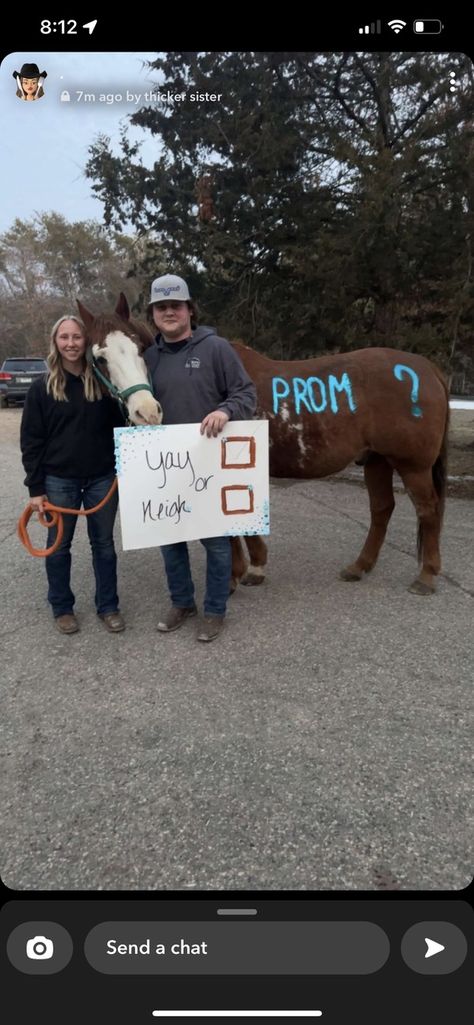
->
xmin=402 ymin=923 xmax=467 ymax=974
xmin=425 ymin=938 xmax=445 ymax=959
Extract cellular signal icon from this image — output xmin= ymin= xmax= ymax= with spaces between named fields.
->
xmin=388 ymin=19 xmax=407 ymax=33
xmin=359 ymin=20 xmax=382 ymax=34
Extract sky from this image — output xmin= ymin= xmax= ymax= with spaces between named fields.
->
xmin=0 ymin=50 xmax=464 ymax=238
xmin=0 ymin=51 xmax=165 ymax=233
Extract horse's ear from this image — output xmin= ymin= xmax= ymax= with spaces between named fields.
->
xmin=76 ymin=300 xmax=95 ymax=333
xmin=115 ymin=292 xmax=130 ymax=320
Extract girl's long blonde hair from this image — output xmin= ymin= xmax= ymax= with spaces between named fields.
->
xmin=46 ymin=315 xmax=102 ymax=402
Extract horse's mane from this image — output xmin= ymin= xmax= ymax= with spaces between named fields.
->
xmin=231 ymin=339 xmax=274 ymax=364
xmin=129 ymin=316 xmax=154 ymax=350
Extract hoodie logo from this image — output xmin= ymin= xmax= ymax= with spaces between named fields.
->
xmin=185 ymin=357 xmax=201 ymax=370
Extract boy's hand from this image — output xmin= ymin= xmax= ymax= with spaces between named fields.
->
xmin=200 ymin=410 xmax=229 ymax=437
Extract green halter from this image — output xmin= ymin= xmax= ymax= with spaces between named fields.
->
xmin=86 ymin=347 xmax=154 ymax=420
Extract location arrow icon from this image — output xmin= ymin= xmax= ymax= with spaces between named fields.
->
xmin=425 ymin=938 xmax=445 ymax=959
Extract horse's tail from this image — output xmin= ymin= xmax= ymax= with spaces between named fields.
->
xmin=417 ymin=367 xmax=450 ymax=562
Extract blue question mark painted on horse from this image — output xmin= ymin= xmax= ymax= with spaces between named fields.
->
xmin=393 ymin=364 xmax=423 ymax=418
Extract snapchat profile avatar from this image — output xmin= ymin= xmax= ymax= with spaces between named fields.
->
xmin=12 ymin=62 xmax=47 ymax=100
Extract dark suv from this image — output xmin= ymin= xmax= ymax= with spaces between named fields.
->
xmin=0 ymin=357 xmax=48 ymax=406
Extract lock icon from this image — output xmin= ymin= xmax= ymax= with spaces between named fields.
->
xmin=60 ymin=90 xmax=70 ymax=102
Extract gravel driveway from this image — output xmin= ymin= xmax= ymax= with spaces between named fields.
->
xmin=1 ymin=409 xmax=472 ymax=891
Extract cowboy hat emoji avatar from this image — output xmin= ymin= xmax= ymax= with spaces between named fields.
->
xmin=13 ymin=63 xmax=47 ymax=100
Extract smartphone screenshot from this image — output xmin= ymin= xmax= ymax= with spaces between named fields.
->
xmin=1 ymin=14 xmax=472 ymax=1023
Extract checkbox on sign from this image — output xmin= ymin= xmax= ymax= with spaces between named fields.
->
xmin=221 ymin=436 xmax=256 ymax=468
xmin=221 ymin=485 xmax=255 ymax=514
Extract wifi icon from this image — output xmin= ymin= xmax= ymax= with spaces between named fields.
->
xmin=388 ymin=19 xmax=407 ymax=33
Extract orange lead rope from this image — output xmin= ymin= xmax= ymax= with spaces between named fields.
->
xmin=17 ymin=477 xmax=119 ymax=557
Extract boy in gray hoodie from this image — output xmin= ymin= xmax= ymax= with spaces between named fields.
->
xmin=144 ymin=274 xmax=257 ymax=641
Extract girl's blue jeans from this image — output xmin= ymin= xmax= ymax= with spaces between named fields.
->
xmin=44 ymin=473 xmax=119 ymax=618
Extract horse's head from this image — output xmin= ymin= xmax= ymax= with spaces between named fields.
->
xmin=76 ymin=294 xmax=162 ymax=426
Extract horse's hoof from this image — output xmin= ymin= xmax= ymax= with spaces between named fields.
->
xmin=241 ymin=571 xmax=265 ymax=586
xmin=409 ymin=579 xmax=435 ymax=595
xmin=229 ymin=578 xmax=238 ymax=595
xmin=340 ymin=566 xmax=363 ymax=582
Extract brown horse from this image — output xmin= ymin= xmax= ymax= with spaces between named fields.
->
xmin=99 ymin=295 xmax=449 ymax=595
xmin=230 ymin=342 xmax=450 ymax=595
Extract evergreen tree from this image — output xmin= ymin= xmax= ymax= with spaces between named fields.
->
xmin=86 ymin=52 xmax=474 ymax=372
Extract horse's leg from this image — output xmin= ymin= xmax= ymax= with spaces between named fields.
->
xmin=240 ymin=535 xmax=268 ymax=586
xmin=396 ymin=466 xmax=442 ymax=595
xmin=340 ymin=455 xmax=395 ymax=581
xmin=230 ymin=537 xmax=248 ymax=593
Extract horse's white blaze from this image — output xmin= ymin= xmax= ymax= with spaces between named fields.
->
xmin=95 ymin=331 xmax=162 ymax=425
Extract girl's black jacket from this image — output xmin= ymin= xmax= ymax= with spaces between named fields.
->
xmin=20 ymin=372 xmax=124 ymax=497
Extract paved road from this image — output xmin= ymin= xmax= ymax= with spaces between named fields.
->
xmin=1 ymin=410 xmax=472 ymax=891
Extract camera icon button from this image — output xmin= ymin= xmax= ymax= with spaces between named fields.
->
xmin=7 ymin=923 xmax=73 ymax=974
xmin=26 ymin=935 xmax=54 ymax=959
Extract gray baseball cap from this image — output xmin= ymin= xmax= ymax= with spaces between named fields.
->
xmin=148 ymin=274 xmax=191 ymax=305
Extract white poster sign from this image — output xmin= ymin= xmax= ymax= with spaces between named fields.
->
xmin=114 ymin=420 xmax=269 ymax=550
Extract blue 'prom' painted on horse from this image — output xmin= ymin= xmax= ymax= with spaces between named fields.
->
xmin=272 ymin=373 xmax=357 ymax=415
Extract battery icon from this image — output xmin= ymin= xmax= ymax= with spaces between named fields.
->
xmin=413 ymin=19 xmax=443 ymax=33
